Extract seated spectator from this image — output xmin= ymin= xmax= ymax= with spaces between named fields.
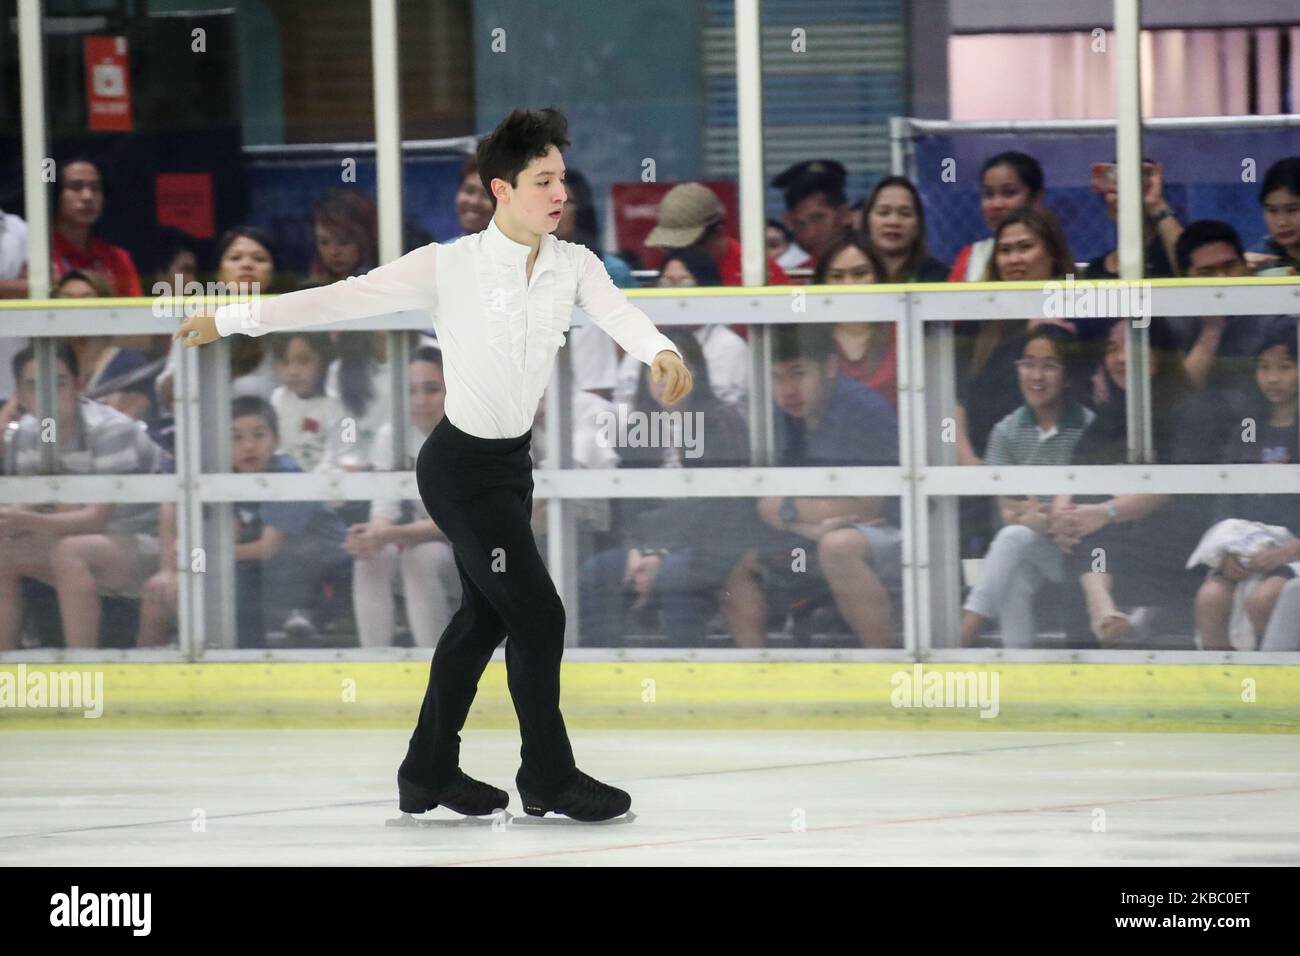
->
xmin=554 ymin=167 xmax=629 ymax=400
xmin=1259 ymin=576 xmax=1300 ymax=650
xmin=1194 ymin=326 xmax=1300 ymax=650
xmin=579 ymin=329 xmax=751 ymax=646
xmin=228 ymin=396 xmax=349 ymax=646
xmin=954 ymin=207 xmax=1077 ymax=466
xmin=615 ymin=247 xmax=750 ymax=413
xmin=1083 ymin=158 xmax=1183 ymax=279
xmin=644 ymin=182 xmax=791 ymax=286
xmin=320 ymin=330 xmax=393 ymax=476
xmin=722 ymin=323 xmax=901 ymax=648
xmin=528 ymin=382 xmax=622 ymax=556
xmin=46 ymin=157 xmax=143 ymax=297
xmin=771 ymin=160 xmax=853 ymax=271
xmin=0 ymin=344 xmax=163 ymax=649
xmin=948 ymin=151 xmax=1045 ymax=283
xmin=1054 ymin=319 xmax=1214 ymax=647
xmin=58 ymin=271 xmax=155 ymax=422
xmin=848 ymin=196 xmax=866 ymax=234
xmin=0 ymin=203 xmax=28 ymax=400
xmin=140 ymin=396 xmax=351 ymax=647
xmin=269 ymin=332 xmax=339 ymax=471
xmin=349 ymin=346 xmax=461 ymax=648
xmin=814 ymin=234 xmax=898 ymax=408
xmin=310 ymin=187 xmax=379 ymax=284
xmin=556 ymin=168 xmax=635 ymax=288
xmin=0 ymin=201 xmax=29 ymax=301
xmin=155 ymin=226 xmax=283 ymax=421
xmin=1170 ymin=220 xmax=1289 ymax=398
xmin=951 ymin=206 xmax=1078 ymax=562
xmin=455 ymin=154 xmax=495 ymax=237
xmin=766 ymin=217 xmax=806 ymax=271
xmin=149 ymin=227 xmax=200 ymax=295
xmin=1248 ymin=157 xmax=1300 ymax=275
xmin=862 ymin=175 xmax=950 ymax=282
xmin=958 ymin=327 xmax=1095 ymax=647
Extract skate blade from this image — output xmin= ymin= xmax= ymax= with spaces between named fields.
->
xmin=386 ymin=810 xmax=512 ymax=828
xmin=511 ymin=810 xmax=637 ymax=826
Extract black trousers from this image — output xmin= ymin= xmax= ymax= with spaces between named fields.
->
xmin=400 ymin=415 xmax=576 ymax=793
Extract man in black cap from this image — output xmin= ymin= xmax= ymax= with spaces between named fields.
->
xmin=771 ymin=159 xmax=853 ymax=270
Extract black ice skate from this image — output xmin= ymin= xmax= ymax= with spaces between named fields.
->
xmin=517 ymin=769 xmax=635 ymax=824
xmin=396 ymin=770 xmax=509 ymax=817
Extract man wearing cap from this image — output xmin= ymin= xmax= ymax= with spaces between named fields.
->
xmin=771 ymin=159 xmax=853 ymax=270
xmin=644 ymin=182 xmax=791 ymax=286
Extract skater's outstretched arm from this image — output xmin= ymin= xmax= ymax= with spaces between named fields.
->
xmin=574 ymin=248 xmax=693 ymax=403
xmin=174 ymin=243 xmax=440 ymax=347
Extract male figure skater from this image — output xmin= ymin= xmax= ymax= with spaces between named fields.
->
xmin=177 ymin=108 xmax=693 ymax=822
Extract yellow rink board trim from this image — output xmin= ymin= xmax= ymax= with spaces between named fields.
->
xmin=0 ymin=662 xmax=1296 ymax=732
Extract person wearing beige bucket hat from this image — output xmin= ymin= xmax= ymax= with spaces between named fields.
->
xmin=644 ymin=182 xmax=791 ymax=286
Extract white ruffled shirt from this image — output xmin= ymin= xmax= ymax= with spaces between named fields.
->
xmin=213 ymin=217 xmax=681 ymax=439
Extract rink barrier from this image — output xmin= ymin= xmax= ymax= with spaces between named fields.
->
xmin=2 ymin=278 xmax=1300 ymax=659
xmin=0 ymin=662 xmax=1296 ymax=732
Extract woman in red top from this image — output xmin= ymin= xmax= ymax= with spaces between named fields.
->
xmin=947 ymin=151 xmax=1046 ymax=283
xmin=46 ymin=157 xmax=143 ymax=297
xmin=813 ymin=234 xmax=896 ymax=408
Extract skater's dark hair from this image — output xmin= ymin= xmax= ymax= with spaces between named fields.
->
xmin=270 ymin=332 xmax=334 ymax=398
xmin=771 ymin=323 xmax=837 ymax=365
xmin=12 ymin=343 xmax=79 ymax=388
xmin=477 ymin=107 xmax=570 ymax=208
xmin=231 ymin=395 xmax=278 ymax=436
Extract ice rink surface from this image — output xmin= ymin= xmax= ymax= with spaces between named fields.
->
xmin=3 ymin=730 xmax=1298 ymax=866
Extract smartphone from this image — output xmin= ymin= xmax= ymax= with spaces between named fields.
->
xmin=1090 ymin=161 xmax=1157 ymax=193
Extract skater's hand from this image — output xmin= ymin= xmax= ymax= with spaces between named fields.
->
xmin=651 ymin=350 xmax=693 ymax=405
xmin=174 ymin=312 xmax=220 ymax=349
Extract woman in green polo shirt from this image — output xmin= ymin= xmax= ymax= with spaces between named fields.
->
xmin=959 ymin=325 xmax=1094 ymax=647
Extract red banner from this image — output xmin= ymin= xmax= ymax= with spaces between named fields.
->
xmin=156 ymin=173 xmax=215 ymax=239
xmin=610 ymin=180 xmax=739 ymax=271
xmin=84 ymin=36 xmax=133 ymax=132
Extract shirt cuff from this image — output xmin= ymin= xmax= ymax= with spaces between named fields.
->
xmin=647 ymin=333 xmax=681 ymax=365
xmin=213 ymin=301 xmax=265 ymax=337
